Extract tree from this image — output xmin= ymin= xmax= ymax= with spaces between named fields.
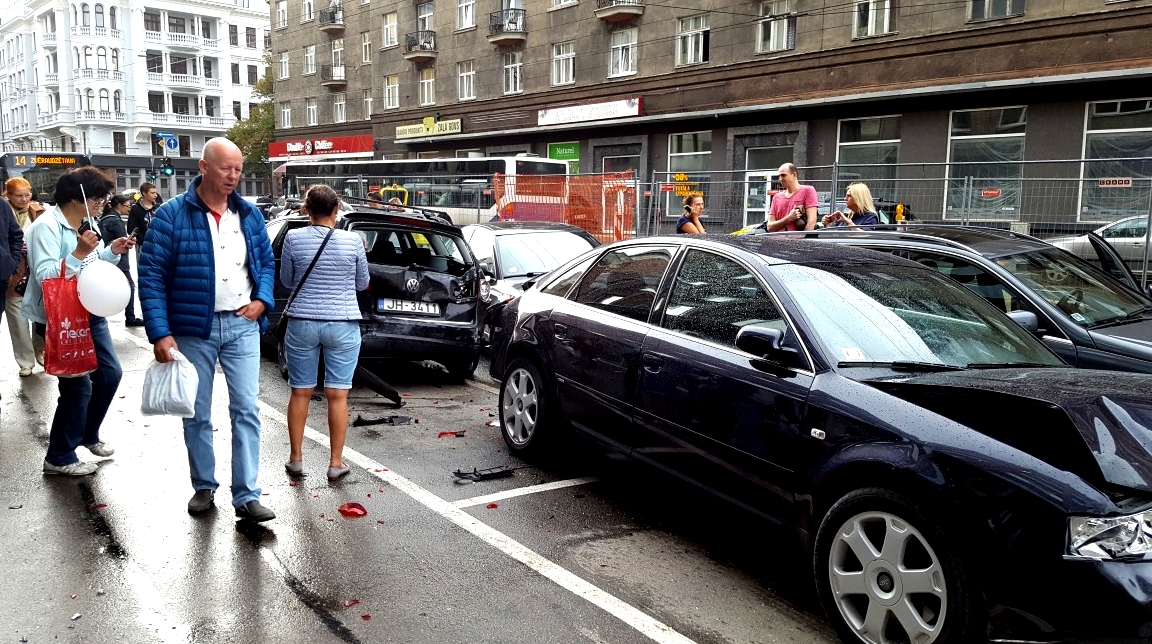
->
xmin=226 ymin=61 xmax=275 ymax=178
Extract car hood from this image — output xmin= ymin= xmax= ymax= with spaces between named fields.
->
xmin=1091 ymin=317 xmax=1152 ymax=349
xmin=867 ymin=368 xmax=1152 ymax=492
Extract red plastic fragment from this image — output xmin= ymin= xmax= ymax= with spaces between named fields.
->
xmin=338 ymin=502 xmax=368 ymax=518
xmin=402 ymin=393 xmax=412 ymax=397
xmin=361 ymin=614 xmax=371 ymax=621
xmin=414 ymin=418 xmax=420 ymax=424
xmin=367 ymin=493 xmax=372 ymax=498
xmin=92 ymin=503 xmax=107 ymax=509
xmin=437 ymin=430 xmax=465 ymax=438
xmin=376 ymin=519 xmax=385 ymax=524
xmin=289 ymin=481 xmax=297 ymax=487
xmin=486 ymin=503 xmax=498 ymax=509
xmin=343 ymin=599 xmax=361 ymax=607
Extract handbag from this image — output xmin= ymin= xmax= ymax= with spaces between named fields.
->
xmin=274 ymin=227 xmax=335 ymax=342
xmin=42 ymin=259 xmax=97 ymax=377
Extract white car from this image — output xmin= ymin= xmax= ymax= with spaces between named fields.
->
xmin=1047 ymin=216 xmax=1151 ymax=278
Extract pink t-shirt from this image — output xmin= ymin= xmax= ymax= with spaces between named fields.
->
xmin=769 ymin=185 xmax=819 ymax=231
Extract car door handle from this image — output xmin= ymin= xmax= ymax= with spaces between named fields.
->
xmin=553 ymin=323 xmax=568 ymax=339
xmin=642 ymin=353 xmax=664 ymax=373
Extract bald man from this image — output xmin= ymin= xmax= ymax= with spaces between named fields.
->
xmin=137 ymin=137 xmax=278 ymax=522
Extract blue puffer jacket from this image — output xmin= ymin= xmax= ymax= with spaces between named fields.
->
xmin=138 ymin=176 xmax=275 ymax=342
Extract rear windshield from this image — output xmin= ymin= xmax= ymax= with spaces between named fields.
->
xmin=356 ymin=226 xmax=473 ymax=275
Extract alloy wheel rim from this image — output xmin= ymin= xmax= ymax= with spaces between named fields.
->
xmin=501 ymin=367 xmax=538 ymax=446
xmin=827 ymin=510 xmax=947 ymax=644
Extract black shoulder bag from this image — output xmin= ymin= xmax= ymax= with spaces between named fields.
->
xmin=273 ymin=227 xmax=335 ymax=342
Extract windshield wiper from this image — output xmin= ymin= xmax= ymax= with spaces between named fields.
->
xmin=966 ymin=362 xmax=1056 ymax=369
xmin=1087 ymin=306 xmax=1152 ymax=330
xmin=838 ymin=360 xmax=966 ymax=372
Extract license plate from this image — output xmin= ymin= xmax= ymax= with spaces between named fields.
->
xmin=378 ymin=298 xmax=441 ymax=315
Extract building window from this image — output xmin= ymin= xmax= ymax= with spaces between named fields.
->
xmin=246 ymin=27 xmax=257 ymax=48
xmin=281 ymin=101 xmax=292 ymax=128
xmin=676 ymin=15 xmax=709 ymax=66
xmin=248 ymin=65 xmax=258 ymax=84
xmin=113 ymin=131 xmax=126 ymax=154
xmin=382 ymin=12 xmax=398 ymax=47
xmin=609 ymin=28 xmax=636 ymax=77
xmin=551 ymin=41 xmax=575 ymax=86
xmin=457 ymin=60 xmax=475 ymax=100
xmin=333 ymin=92 xmax=346 ymax=122
xmin=303 ymin=45 xmax=315 ymax=73
xmin=233 ymin=101 xmax=242 ymax=119
xmin=229 ymin=25 xmax=238 ymax=45
xmin=276 ymin=1 xmax=288 ymax=28
xmin=306 ymin=97 xmax=317 ymax=125
xmin=332 ymin=38 xmax=344 ymax=66
xmin=419 ymin=67 xmax=435 ymax=106
xmin=503 ymin=51 xmax=522 ymax=94
xmin=113 ymin=89 xmax=122 ymax=112
xmin=971 ymin=0 xmax=1024 ymax=20
xmin=384 ymin=74 xmax=399 ymax=108
xmin=946 ymin=107 xmax=1027 ymax=220
xmin=362 ymin=89 xmax=372 ymax=119
xmin=144 ymin=12 xmax=161 ymax=32
xmin=854 ymin=0 xmax=890 ymax=37
xmin=758 ymin=0 xmax=795 ymax=53
xmin=94 ymin=4 xmax=105 ymax=28
xmin=1082 ymin=99 xmax=1152 ymax=222
xmin=552 ymin=0 xmax=576 ymax=6
xmin=417 ymin=2 xmax=434 ymax=31
xmin=98 ymin=89 xmax=109 ymax=111
xmin=838 ymin=116 xmax=901 ymax=200
xmin=148 ymin=93 xmax=164 ymax=112
xmin=361 ymin=32 xmax=371 ymax=63
xmin=109 ymin=7 xmax=117 ymax=30
xmin=169 ymin=15 xmax=185 ymax=33
xmin=302 ymin=0 xmax=315 ymax=21
xmin=457 ymin=0 xmax=474 ymax=29
xmin=669 ymin=131 xmax=711 ymax=173
xmin=231 ymin=63 xmax=240 ymax=84
xmin=279 ymin=52 xmax=289 ymax=79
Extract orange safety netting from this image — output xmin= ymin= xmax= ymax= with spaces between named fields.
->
xmin=493 ymin=171 xmax=637 ymax=244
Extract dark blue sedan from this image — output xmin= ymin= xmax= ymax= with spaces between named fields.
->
xmin=489 ymin=234 xmax=1152 ymax=644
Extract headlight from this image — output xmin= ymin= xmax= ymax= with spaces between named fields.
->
xmin=480 ymin=279 xmax=492 ymax=302
xmin=1068 ymin=512 xmax=1152 ymax=559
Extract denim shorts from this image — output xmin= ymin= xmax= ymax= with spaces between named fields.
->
xmin=284 ymin=319 xmax=361 ymax=389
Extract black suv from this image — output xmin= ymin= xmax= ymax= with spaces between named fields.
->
xmin=265 ymin=207 xmax=484 ymax=378
xmin=792 ymin=225 xmax=1152 ymax=372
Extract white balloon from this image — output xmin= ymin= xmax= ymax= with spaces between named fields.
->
xmin=78 ymin=260 xmax=131 ymax=318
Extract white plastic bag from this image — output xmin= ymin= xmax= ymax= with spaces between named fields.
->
xmin=141 ymin=348 xmax=199 ymax=418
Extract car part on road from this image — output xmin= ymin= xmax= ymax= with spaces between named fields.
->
xmin=452 ymin=464 xmax=527 ymax=483
xmin=353 ymin=365 xmax=402 ymax=406
xmin=352 ymin=414 xmax=411 ymax=426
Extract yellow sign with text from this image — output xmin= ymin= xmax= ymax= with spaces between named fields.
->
xmin=395 ymin=119 xmax=462 ymax=140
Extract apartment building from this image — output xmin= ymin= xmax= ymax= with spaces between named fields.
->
xmin=270 ymin=0 xmax=1152 ymax=227
xmin=0 ymin=0 xmax=271 ymax=197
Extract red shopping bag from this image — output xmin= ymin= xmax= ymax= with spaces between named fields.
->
xmin=43 ymin=259 xmax=97 ymax=377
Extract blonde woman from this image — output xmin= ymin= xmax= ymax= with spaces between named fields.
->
xmin=4 ymin=177 xmax=45 ymax=375
xmin=822 ymin=182 xmax=880 ymax=231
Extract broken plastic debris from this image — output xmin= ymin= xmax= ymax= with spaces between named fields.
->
xmin=338 ymin=502 xmax=368 ymax=518
xmin=92 ymin=503 xmax=107 ymax=509
xmin=453 ymin=466 xmax=518 ymax=482
xmin=289 ymin=482 xmax=298 ymax=487
xmin=352 ymin=414 xmax=411 ymax=427
xmin=402 ymin=393 xmax=412 ymax=397
xmin=70 ymin=594 xmax=77 ymax=599
xmin=8 ymin=504 xmax=22 ymax=509
xmin=376 ymin=519 xmax=385 ymax=524
xmin=96 ymin=589 xmax=105 ymax=595
xmin=361 ymin=614 xmax=371 ymax=621
xmin=486 ymin=503 xmax=499 ymax=509
xmin=71 ymin=613 xmax=82 ymax=621
xmin=485 ymin=420 xmax=498 ymax=427
xmin=437 ymin=430 xmax=466 ymax=438
xmin=343 ymin=599 xmax=361 ymax=607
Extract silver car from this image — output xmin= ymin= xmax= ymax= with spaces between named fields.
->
xmin=1048 ymin=215 xmax=1152 ymax=278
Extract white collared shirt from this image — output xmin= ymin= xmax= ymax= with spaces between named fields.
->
xmin=206 ymin=207 xmax=253 ymax=312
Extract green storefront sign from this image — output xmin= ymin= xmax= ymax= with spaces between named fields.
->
xmin=548 ymin=141 xmax=580 ymax=174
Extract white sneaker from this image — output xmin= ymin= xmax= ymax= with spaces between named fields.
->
xmin=84 ymin=442 xmax=115 ymax=457
xmin=43 ymin=460 xmax=98 ymax=476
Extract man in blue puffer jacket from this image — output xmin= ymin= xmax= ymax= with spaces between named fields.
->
xmin=138 ymin=137 xmax=277 ymax=522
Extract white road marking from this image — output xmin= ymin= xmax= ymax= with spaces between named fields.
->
xmin=257 ymin=400 xmax=698 ymax=644
xmin=452 ymin=476 xmax=601 ymax=508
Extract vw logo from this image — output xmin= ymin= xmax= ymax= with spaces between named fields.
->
xmin=405 ymin=278 xmax=420 ymax=293
xmin=304 ymin=140 xmax=314 ymax=154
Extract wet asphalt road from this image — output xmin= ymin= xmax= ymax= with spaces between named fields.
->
xmin=0 ymin=307 xmax=839 ymax=643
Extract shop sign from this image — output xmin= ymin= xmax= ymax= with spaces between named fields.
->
xmin=269 ymin=135 xmax=374 ymax=160
xmin=538 ymin=98 xmax=641 ymax=126
xmin=395 ymin=118 xmax=463 ymax=140
xmin=1098 ymin=177 xmax=1133 ymax=187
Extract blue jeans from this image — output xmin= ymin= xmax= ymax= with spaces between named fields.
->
xmin=176 ymin=312 xmax=263 ymax=507
xmin=285 ymin=318 xmax=361 ymax=389
xmin=40 ymin=316 xmax=123 ymax=466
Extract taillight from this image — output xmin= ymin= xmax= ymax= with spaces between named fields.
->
xmin=479 ymin=277 xmax=490 ymax=302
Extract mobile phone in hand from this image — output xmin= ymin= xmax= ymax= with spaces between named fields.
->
xmin=128 ymin=227 xmax=139 ymax=240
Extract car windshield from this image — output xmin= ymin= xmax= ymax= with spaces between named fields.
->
xmin=494 ymin=231 xmax=596 ymax=278
xmin=773 ymin=262 xmax=1063 ymax=369
xmin=994 ymin=248 xmax=1148 ymax=327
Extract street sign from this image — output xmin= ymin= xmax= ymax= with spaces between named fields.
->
xmin=981 ymin=188 xmax=1002 ymax=198
xmin=155 ymin=130 xmax=174 ymax=138
xmin=165 ymin=137 xmax=179 ymax=150
xmin=1098 ymin=177 xmax=1133 ymax=187
xmin=660 ymin=184 xmax=675 ymax=192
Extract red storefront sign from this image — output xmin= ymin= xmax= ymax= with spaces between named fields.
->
xmin=269 ymin=135 xmax=374 ymax=160
xmin=980 ymin=188 xmax=1002 ymax=198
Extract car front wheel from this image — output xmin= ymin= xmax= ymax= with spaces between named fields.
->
xmin=499 ymin=358 xmax=555 ymax=456
xmin=814 ymin=488 xmax=985 ymax=644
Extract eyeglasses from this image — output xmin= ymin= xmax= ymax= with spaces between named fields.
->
xmin=88 ymin=196 xmax=108 ymax=207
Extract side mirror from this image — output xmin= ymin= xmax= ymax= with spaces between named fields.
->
xmin=735 ymin=326 xmax=798 ymax=366
xmin=1006 ymin=310 xmax=1039 ymax=333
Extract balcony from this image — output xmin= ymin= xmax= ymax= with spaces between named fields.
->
xmin=70 ymin=26 xmax=122 ymax=38
xmin=144 ymin=112 xmax=235 ymax=129
xmin=45 ymin=73 xmax=59 ymax=86
xmin=595 ymin=0 xmax=643 ymax=22
xmin=43 ymin=32 xmax=57 ymax=48
xmin=76 ymin=110 xmax=127 ymax=123
xmin=168 ymin=73 xmax=202 ymax=87
xmin=167 ymin=32 xmax=202 ymax=49
xmin=403 ymin=31 xmax=437 ymax=62
xmin=487 ymin=9 xmax=526 ymax=46
xmin=320 ymin=64 xmax=347 ymax=88
xmin=319 ymin=6 xmax=345 ymax=34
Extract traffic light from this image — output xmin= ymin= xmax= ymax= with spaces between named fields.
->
xmin=160 ymin=158 xmax=174 ymax=177
xmin=149 ymin=172 xmax=157 ymax=180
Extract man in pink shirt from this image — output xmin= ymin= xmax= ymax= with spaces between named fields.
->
xmin=767 ymin=163 xmax=819 ymax=232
